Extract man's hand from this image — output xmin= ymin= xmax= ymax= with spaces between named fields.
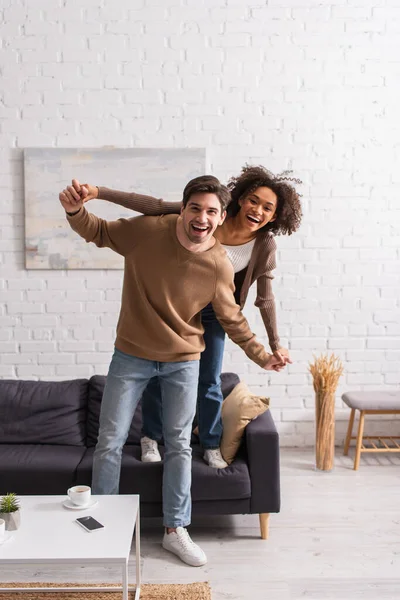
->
xmin=59 ymin=182 xmax=84 ymax=214
xmin=273 ymin=347 xmax=292 ymax=367
xmin=263 ymin=353 xmax=287 ymax=372
xmin=59 ymin=179 xmax=99 ymax=214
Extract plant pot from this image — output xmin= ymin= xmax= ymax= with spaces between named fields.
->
xmin=0 ymin=510 xmax=21 ymax=531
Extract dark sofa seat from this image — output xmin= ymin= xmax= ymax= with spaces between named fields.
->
xmin=76 ymin=444 xmax=251 ymax=507
xmin=0 ymin=445 xmax=87 ymax=495
xmin=0 ymin=372 xmax=280 ymax=539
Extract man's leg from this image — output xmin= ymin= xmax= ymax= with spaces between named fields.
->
xmin=92 ymin=349 xmax=154 ymax=494
xmin=197 ymin=304 xmax=227 ymax=468
xmin=159 ymin=359 xmax=207 ymax=567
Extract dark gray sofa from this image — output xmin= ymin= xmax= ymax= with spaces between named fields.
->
xmin=0 ymin=373 xmax=280 ymax=539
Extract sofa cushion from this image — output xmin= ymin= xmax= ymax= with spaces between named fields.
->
xmin=221 ymin=381 xmax=269 ymax=464
xmin=220 ymin=372 xmax=241 ymax=398
xmin=0 ymin=445 xmax=86 ymax=495
xmin=191 ymin=444 xmax=251 ymax=501
xmin=86 ymin=376 xmax=142 ymax=447
xmin=76 ymin=444 xmax=250 ymax=503
xmin=0 ymin=379 xmax=89 ymax=445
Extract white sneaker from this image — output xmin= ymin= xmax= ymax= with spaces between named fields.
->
xmin=203 ymin=448 xmax=228 ymax=469
xmin=162 ymin=527 xmax=207 ymax=567
xmin=140 ymin=436 xmax=162 ymax=463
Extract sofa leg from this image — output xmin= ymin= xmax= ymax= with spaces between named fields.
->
xmin=259 ymin=513 xmax=270 ymax=540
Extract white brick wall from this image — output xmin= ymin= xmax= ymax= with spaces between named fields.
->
xmin=1 ymin=0 xmax=399 ymax=446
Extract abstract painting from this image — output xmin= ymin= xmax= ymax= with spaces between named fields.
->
xmin=24 ymin=148 xmax=206 ymax=269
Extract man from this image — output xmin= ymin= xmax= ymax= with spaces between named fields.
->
xmin=59 ymin=175 xmax=285 ymax=567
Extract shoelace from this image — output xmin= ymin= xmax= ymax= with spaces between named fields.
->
xmin=142 ymin=440 xmax=157 ymax=453
xmin=208 ymin=449 xmax=222 ymax=459
xmin=176 ymin=528 xmax=197 ymax=551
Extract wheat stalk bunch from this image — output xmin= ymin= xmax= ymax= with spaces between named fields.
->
xmin=309 ymin=354 xmax=344 ymax=470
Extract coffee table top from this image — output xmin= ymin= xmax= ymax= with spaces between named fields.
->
xmin=0 ymin=495 xmax=139 ymax=565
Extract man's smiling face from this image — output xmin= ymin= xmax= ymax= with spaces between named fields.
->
xmin=180 ymin=193 xmax=226 ymax=246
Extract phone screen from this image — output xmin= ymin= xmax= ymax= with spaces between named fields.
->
xmin=76 ymin=516 xmax=104 ymax=531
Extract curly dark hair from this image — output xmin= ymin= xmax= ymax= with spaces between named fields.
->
xmin=226 ymin=165 xmax=303 ymax=236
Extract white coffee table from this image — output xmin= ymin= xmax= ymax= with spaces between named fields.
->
xmin=0 ymin=494 xmax=140 ymax=599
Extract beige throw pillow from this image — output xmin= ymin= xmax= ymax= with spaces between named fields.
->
xmin=220 ymin=381 xmax=270 ymax=464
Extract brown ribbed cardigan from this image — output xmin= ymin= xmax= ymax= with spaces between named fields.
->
xmin=98 ymin=187 xmax=281 ymax=352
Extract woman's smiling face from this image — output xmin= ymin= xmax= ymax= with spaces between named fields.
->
xmin=238 ymin=186 xmax=278 ymax=232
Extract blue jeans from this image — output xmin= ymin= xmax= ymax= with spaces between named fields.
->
xmin=92 ymin=348 xmax=200 ymax=528
xmin=142 ymin=304 xmax=226 ymax=449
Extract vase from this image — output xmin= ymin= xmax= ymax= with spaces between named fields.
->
xmin=315 ymin=391 xmax=335 ymax=471
xmin=0 ymin=510 xmax=21 ymax=531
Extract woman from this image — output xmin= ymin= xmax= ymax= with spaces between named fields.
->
xmin=73 ymin=165 xmax=302 ymax=469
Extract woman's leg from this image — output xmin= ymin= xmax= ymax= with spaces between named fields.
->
xmin=197 ymin=303 xmax=226 ymax=450
xmin=141 ymin=377 xmax=163 ymax=442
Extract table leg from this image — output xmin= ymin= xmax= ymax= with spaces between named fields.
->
xmin=122 ymin=560 xmax=128 ymax=600
xmin=135 ymin=504 xmax=141 ymax=599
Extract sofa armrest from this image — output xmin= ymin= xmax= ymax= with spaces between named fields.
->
xmin=245 ymin=409 xmax=280 ymax=514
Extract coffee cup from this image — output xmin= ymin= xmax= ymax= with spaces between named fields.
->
xmin=0 ymin=518 xmax=5 ymax=539
xmin=67 ymin=485 xmax=91 ymax=507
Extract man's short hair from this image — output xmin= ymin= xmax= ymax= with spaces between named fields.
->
xmin=182 ymin=175 xmax=231 ymax=212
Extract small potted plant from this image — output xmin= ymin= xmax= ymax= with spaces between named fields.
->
xmin=0 ymin=493 xmax=21 ymax=531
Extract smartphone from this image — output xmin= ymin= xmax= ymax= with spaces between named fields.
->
xmin=75 ymin=515 xmax=104 ymax=532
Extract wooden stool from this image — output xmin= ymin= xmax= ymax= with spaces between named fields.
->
xmin=342 ymin=391 xmax=400 ymax=470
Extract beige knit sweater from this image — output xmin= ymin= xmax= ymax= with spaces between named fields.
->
xmin=66 ymin=208 xmax=270 ymax=367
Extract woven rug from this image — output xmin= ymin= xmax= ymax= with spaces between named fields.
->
xmin=0 ymin=582 xmax=211 ymax=599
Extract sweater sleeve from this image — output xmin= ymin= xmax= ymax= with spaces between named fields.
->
xmin=97 ymin=187 xmax=182 ymax=216
xmin=254 ymin=239 xmax=281 ymax=352
xmin=211 ymin=258 xmax=271 ymax=368
xmin=66 ymin=207 xmax=141 ymax=257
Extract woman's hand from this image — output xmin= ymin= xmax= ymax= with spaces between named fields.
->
xmin=273 ymin=347 xmax=292 ymax=367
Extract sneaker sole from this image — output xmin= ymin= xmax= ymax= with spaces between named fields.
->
xmin=162 ymin=541 xmax=207 ymax=567
xmin=141 ymin=456 xmax=162 ymax=463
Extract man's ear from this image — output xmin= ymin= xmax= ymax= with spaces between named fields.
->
xmin=180 ymin=205 xmax=185 ymax=215
xmin=219 ymin=210 xmax=227 ymax=226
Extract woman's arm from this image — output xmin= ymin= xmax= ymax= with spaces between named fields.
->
xmin=254 ymin=241 xmax=291 ymax=363
xmin=98 ymin=187 xmax=182 ymax=216
xmin=255 ymin=276 xmax=281 ymax=352
xmin=70 ymin=179 xmax=182 ymax=216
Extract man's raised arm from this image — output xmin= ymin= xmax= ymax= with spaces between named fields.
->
xmin=59 ymin=183 xmax=139 ymax=257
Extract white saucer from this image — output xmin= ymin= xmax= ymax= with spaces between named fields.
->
xmin=62 ymin=498 xmax=98 ymax=511
xmin=0 ymin=531 xmax=14 ymax=545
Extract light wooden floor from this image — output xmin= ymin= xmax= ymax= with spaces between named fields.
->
xmin=1 ymin=448 xmax=400 ymax=600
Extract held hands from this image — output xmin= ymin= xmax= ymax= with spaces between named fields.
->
xmin=59 ymin=179 xmax=98 ymax=213
xmin=273 ymin=347 xmax=292 ymax=367
xmin=263 ymin=354 xmax=285 ymax=372
xmin=263 ymin=348 xmax=292 ymax=372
